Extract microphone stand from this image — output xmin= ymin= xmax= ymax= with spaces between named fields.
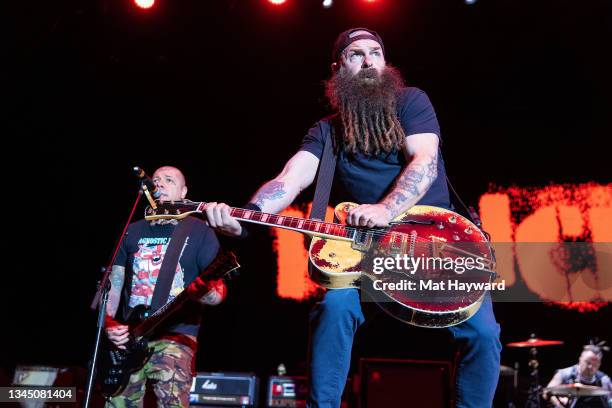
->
xmin=83 ymin=175 xmax=157 ymax=408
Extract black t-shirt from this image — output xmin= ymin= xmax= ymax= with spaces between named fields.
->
xmin=114 ymin=217 xmax=220 ymax=336
xmin=300 ymin=87 xmax=451 ymax=209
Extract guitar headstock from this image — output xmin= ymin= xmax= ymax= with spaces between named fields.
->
xmin=144 ymin=200 xmax=204 ymax=221
xmin=205 ymin=250 xmax=241 ymax=281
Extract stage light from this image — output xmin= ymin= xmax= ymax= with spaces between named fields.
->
xmin=323 ymin=0 xmax=333 ymax=8
xmin=268 ymin=0 xmax=287 ymax=5
xmin=465 ymin=0 xmax=477 ymax=4
xmin=134 ymin=0 xmax=154 ymax=9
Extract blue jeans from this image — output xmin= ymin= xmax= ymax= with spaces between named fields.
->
xmin=307 ymin=288 xmax=501 ymax=408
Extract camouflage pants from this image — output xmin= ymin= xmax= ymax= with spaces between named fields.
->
xmin=105 ymin=339 xmax=195 ymax=408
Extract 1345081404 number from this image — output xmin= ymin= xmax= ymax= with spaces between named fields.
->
xmin=0 ymin=387 xmax=76 ymax=402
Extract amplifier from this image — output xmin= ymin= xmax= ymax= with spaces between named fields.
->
xmin=12 ymin=365 xmax=89 ymax=408
xmin=266 ymin=376 xmax=309 ymax=407
xmin=189 ymin=372 xmax=258 ymax=407
xmin=13 ymin=365 xmax=58 ymax=387
xmin=358 ymin=358 xmax=453 ymax=408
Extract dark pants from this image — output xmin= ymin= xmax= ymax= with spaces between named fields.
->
xmin=307 ymin=288 xmax=502 ymax=408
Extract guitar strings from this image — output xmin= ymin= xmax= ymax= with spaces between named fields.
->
xmin=154 ymin=203 xmax=490 ymax=259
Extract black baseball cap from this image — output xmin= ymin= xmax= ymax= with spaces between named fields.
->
xmin=332 ymin=27 xmax=385 ymax=62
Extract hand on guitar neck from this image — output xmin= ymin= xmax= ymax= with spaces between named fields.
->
xmin=204 ymin=202 xmax=244 ymax=237
xmin=187 ymin=277 xmax=227 ymax=306
xmin=204 ymin=201 xmax=395 ymax=238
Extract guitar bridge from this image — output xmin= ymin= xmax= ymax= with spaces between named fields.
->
xmin=352 ymin=230 xmax=373 ymax=252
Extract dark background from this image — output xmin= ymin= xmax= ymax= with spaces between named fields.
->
xmin=4 ymin=0 xmax=611 ymax=402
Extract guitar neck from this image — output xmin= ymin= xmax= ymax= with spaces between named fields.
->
xmin=132 ymin=291 xmax=189 ymax=339
xmin=196 ymin=203 xmax=355 ymax=241
xmin=131 ymin=251 xmax=239 ymax=339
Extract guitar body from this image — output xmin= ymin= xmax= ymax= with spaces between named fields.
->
xmin=98 ymin=306 xmax=152 ymax=397
xmin=309 ymin=203 xmax=494 ymax=328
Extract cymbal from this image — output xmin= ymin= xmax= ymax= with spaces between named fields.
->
xmin=506 ymin=338 xmax=564 ymax=347
xmin=500 ymin=365 xmax=516 ymax=376
xmin=544 ymin=383 xmax=610 ymax=397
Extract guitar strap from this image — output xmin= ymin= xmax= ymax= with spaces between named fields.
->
xmin=308 ymin=122 xmax=479 ymax=229
xmin=309 ymin=119 xmax=338 ymax=221
xmin=149 ymin=216 xmax=197 ymax=313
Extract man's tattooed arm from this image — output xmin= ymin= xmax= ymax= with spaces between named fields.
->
xmin=252 ymin=180 xmax=288 ymax=211
xmin=380 ymin=152 xmax=438 ymax=218
xmin=106 ymin=265 xmax=125 ymax=318
xmin=248 ymin=151 xmax=320 ymax=214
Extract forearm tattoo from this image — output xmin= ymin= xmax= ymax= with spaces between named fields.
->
xmin=110 ymin=266 xmax=125 ymax=288
xmin=107 ymin=265 xmax=125 ymax=317
xmin=253 ymin=180 xmax=287 ymax=209
xmin=382 ymin=153 xmax=438 ymax=216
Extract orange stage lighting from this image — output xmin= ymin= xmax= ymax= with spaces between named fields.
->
xmin=480 ymin=183 xmax=611 ymax=311
xmin=271 ymin=183 xmax=610 ymax=311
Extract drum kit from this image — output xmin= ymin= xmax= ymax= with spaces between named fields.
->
xmin=504 ymin=334 xmax=610 ymax=408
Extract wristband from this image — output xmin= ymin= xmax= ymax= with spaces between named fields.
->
xmin=238 ymin=203 xmax=262 ymax=239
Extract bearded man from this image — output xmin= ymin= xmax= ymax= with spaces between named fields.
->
xmin=205 ymin=28 xmax=501 ymax=408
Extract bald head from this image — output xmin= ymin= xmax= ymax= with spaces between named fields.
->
xmin=578 ymin=349 xmax=602 ymax=378
xmin=152 ymin=166 xmax=187 ymax=201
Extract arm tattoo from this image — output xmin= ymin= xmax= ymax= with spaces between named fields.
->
xmin=383 ymin=165 xmax=424 ymax=213
xmin=382 ymin=153 xmax=438 ymax=216
xmin=107 ymin=265 xmax=125 ymax=318
xmin=253 ymin=180 xmax=287 ymax=209
xmin=425 ymin=153 xmax=438 ymax=183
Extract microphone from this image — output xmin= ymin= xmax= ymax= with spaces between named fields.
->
xmin=133 ymin=167 xmax=161 ymax=199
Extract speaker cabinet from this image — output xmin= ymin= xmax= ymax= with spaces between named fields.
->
xmin=358 ymin=358 xmax=453 ymax=408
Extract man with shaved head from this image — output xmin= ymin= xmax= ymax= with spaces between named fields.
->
xmin=104 ymin=166 xmax=225 ymax=408
xmin=206 ymin=28 xmax=501 ymax=407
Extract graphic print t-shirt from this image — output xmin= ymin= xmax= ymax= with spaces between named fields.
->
xmin=125 ymin=235 xmax=184 ymax=308
xmin=114 ymin=218 xmax=220 ymax=336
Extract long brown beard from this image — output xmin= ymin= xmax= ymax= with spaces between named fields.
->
xmin=325 ymin=65 xmax=406 ymax=155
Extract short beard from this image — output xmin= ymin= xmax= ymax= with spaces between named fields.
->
xmin=325 ymin=65 xmax=406 ymax=155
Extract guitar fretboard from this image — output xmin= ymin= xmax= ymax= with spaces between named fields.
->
xmin=230 ymin=207 xmax=355 ymax=240
xmin=132 ymin=252 xmax=239 ymax=339
xmin=132 ymin=291 xmax=188 ymax=338
xmin=193 ymin=202 xmax=356 ymax=241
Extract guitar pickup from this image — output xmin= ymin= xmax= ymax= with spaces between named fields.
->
xmin=352 ymin=230 xmax=373 ymax=251
xmin=389 ymin=232 xmax=405 ymax=253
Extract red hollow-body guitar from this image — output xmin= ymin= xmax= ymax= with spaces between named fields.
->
xmin=145 ymin=201 xmax=495 ymax=328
